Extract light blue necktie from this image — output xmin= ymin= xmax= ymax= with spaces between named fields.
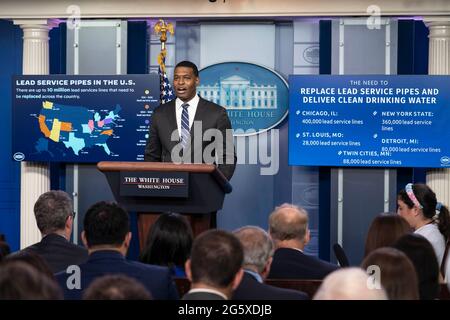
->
xmin=180 ymin=103 xmax=190 ymax=150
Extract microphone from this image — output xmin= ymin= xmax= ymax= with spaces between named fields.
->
xmin=333 ymin=243 xmax=350 ymax=267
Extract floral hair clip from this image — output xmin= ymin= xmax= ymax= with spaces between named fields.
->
xmin=405 ymin=183 xmax=423 ymax=209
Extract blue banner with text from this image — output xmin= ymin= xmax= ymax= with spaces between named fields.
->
xmin=289 ymin=75 xmax=450 ymax=168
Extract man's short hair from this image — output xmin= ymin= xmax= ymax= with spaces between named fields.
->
xmin=190 ymin=230 xmax=243 ymax=288
xmin=175 ymin=60 xmax=199 ymax=77
xmin=313 ymin=267 xmax=387 ymax=300
xmin=34 ymin=190 xmax=73 ymax=234
xmin=269 ymin=203 xmax=309 ymax=242
xmin=233 ymin=226 xmax=274 ymax=273
xmin=83 ymin=201 xmax=129 ymax=247
xmin=83 ymin=275 xmax=152 ymax=300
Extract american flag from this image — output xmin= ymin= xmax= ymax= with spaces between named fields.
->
xmin=159 ymin=56 xmax=175 ymax=104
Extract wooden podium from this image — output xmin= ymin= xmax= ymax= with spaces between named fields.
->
xmin=97 ymin=161 xmax=232 ymax=250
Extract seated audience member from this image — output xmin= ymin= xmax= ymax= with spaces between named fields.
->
xmin=364 ymin=213 xmax=411 ymax=257
xmin=19 ymin=190 xmax=88 ymax=273
xmin=361 ymin=247 xmax=419 ymax=300
xmin=268 ymin=203 xmax=338 ymax=279
xmin=397 ymin=183 xmax=450 ymax=270
xmin=232 ymin=226 xmax=308 ymax=300
xmin=55 ymin=201 xmax=179 ymax=300
xmin=0 ymin=261 xmax=62 ymax=300
xmin=313 ymin=267 xmax=387 ymax=300
xmin=183 ymin=230 xmax=244 ymax=300
xmin=83 ymin=274 xmax=152 ymax=300
xmin=140 ymin=212 xmax=193 ymax=277
xmin=394 ymin=233 xmax=440 ymax=300
xmin=0 ymin=240 xmax=10 ymax=261
xmin=4 ymin=251 xmax=54 ymax=280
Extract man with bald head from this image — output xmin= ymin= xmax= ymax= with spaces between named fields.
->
xmin=267 ymin=203 xmax=339 ymax=280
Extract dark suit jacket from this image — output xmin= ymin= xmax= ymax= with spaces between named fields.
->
xmin=20 ymin=233 xmax=88 ymax=273
xmin=182 ymin=290 xmax=226 ymax=300
xmin=144 ymin=97 xmax=236 ymax=180
xmin=55 ymin=250 xmax=179 ymax=300
xmin=268 ymin=248 xmax=339 ymax=280
xmin=233 ymin=272 xmax=309 ymax=300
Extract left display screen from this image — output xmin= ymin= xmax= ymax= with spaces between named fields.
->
xmin=12 ymin=74 xmax=160 ymax=163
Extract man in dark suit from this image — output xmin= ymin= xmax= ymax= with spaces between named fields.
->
xmin=19 ymin=190 xmax=88 ymax=273
xmin=268 ymin=204 xmax=339 ymax=280
xmin=144 ymin=60 xmax=236 ymax=228
xmin=144 ymin=60 xmax=236 ymax=181
xmin=55 ymin=201 xmax=179 ymax=300
xmin=183 ymin=230 xmax=243 ymax=300
xmin=232 ymin=226 xmax=308 ymax=300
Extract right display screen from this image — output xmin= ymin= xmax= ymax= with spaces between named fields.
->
xmin=289 ymin=75 xmax=450 ymax=168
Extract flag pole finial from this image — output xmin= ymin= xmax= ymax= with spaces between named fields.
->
xmin=154 ymin=19 xmax=174 ymax=52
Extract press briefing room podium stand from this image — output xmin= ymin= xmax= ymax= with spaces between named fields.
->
xmin=97 ymin=161 xmax=232 ymax=251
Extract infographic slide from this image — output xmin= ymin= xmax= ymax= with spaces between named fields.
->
xmin=289 ymin=75 xmax=450 ymax=168
xmin=12 ymin=74 xmax=159 ymax=163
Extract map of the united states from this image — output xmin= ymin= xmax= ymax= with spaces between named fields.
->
xmin=37 ymin=101 xmax=121 ymax=156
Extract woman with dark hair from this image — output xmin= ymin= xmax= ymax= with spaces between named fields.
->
xmin=364 ymin=213 xmax=411 ymax=258
xmin=140 ymin=212 xmax=193 ymax=277
xmin=397 ymin=183 xmax=450 ymax=271
xmin=361 ymin=247 xmax=419 ymax=300
xmin=394 ymin=234 xmax=440 ymax=300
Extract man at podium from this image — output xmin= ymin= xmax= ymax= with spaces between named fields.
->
xmin=144 ymin=60 xmax=236 ymax=181
xmin=144 ymin=60 xmax=236 ymax=228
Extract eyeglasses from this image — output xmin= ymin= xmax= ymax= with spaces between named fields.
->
xmin=67 ymin=211 xmax=76 ymax=220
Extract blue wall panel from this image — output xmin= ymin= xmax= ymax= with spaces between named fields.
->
xmin=0 ymin=20 xmax=22 ymax=251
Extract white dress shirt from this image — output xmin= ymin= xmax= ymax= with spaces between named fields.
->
xmin=186 ymin=288 xmax=228 ymax=300
xmin=415 ymin=223 xmax=446 ymax=265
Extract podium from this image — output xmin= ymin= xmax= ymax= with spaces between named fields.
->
xmin=97 ymin=161 xmax=232 ymax=250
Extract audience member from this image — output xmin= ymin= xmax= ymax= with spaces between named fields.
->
xmin=83 ymin=274 xmax=152 ymax=300
xmin=313 ymin=267 xmax=387 ymax=300
xmin=19 ymin=190 xmax=88 ymax=273
xmin=183 ymin=230 xmax=243 ymax=300
xmin=140 ymin=212 xmax=193 ymax=277
xmin=394 ymin=233 xmax=440 ymax=300
xmin=232 ymin=226 xmax=308 ymax=300
xmin=268 ymin=203 xmax=338 ymax=279
xmin=0 ymin=261 xmax=62 ymax=299
xmin=361 ymin=247 xmax=419 ymax=300
xmin=55 ymin=201 xmax=179 ymax=300
xmin=364 ymin=213 xmax=411 ymax=257
xmin=0 ymin=240 xmax=10 ymax=261
xmin=397 ymin=183 xmax=450 ymax=270
xmin=4 ymin=251 xmax=54 ymax=280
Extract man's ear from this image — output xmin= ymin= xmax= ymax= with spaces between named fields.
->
xmin=124 ymin=232 xmax=132 ymax=249
xmin=185 ymin=259 xmax=192 ymax=282
xmin=65 ymin=215 xmax=73 ymax=230
xmin=261 ymin=257 xmax=273 ymax=279
xmin=195 ymin=76 xmax=200 ymax=86
xmin=304 ymin=229 xmax=311 ymax=246
xmin=232 ymin=268 xmax=244 ymax=290
xmin=81 ymin=231 xmax=88 ymax=247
